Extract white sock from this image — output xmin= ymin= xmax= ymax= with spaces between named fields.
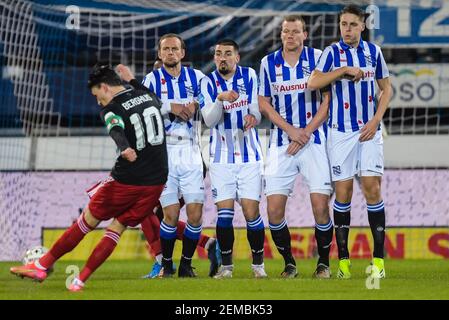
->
xmin=155 ymin=254 xmax=162 ymax=264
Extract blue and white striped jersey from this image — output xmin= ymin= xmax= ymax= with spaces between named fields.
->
xmin=259 ymin=47 xmax=325 ymax=147
xmin=315 ymin=38 xmax=389 ymax=132
xmin=142 ymin=66 xmax=205 ymax=144
xmin=199 ymin=66 xmax=263 ymax=164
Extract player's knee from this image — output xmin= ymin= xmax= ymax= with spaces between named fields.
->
xmin=241 ymin=202 xmax=260 ymax=221
xmin=108 ymin=219 xmax=126 ymax=235
xmin=186 ymin=202 xmax=203 ymax=225
xmin=267 ymin=205 xmax=285 ymax=223
xmin=83 ymin=207 xmax=99 ymax=229
xmin=362 ymin=183 xmax=382 ymax=203
xmin=186 ymin=210 xmax=202 ymax=226
xmin=162 ymin=205 xmax=180 ymax=225
xmin=335 ymin=181 xmax=354 ymax=203
xmin=243 ymin=210 xmax=260 ymax=223
xmin=163 ymin=212 xmax=179 ymax=226
xmin=312 ymin=205 xmax=330 ymax=224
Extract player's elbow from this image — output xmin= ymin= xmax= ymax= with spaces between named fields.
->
xmin=257 ymin=96 xmax=270 ymax=117
xmin=201 ymin=104 xmax=221 ymax=128
xmin=204 ymin=117 xmax=219 ymax=128
xmin=307 ymin=77 xmax=320 ymax=91
xmin=307 ymin=71 xmax=326 ymax=91
xmin=379 ymin=81 xmax=393 ymax=104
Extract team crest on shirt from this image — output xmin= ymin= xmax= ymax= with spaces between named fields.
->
xmin=365 ymin=54 xmax=374 ymax=66
xmin=302 ymin=65 xmax=311 ymax=77
xmin=185 ymin=85 xmax=195 ymax=96
xmin=237 ymin=83 xmax=247 ymax=95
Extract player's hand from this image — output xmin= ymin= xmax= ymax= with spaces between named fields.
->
xmin=185 ymin=101 xmax=198 ymax=117
xmin=243 ymin=114 xmax=257 ymax=131
xmin=217 ymin=90 xmax=239 ymax=103
xmin=359 ymin=118 xmax=380 ymax=142
xmin=116 ymin=64 xmax=135 ymax=82
xmin=287 ymin=141 xmax=302 ymax=155
xmin=344 ymin=66 xmax=364 ymax=82
xmin=171 ymin=103 xmax=191 ymax=121
xmin=287 ymin=127 xmax=310 ymax=146
xmin=121 ymin=147 xmax=137 ymax=162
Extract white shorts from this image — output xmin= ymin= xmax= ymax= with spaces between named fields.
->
xmin=327 ymin=129 xmax=384 ymax=182
xmin=160 ymin=143 xmax=205 ymax=207
xmin=209 ymin=162 xmax=262 ymax=203
xmin=264 ymin=134 xmax=332 ymax=196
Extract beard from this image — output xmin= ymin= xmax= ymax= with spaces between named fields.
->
xmin=219 ymin=65 xmax=230 ymax=75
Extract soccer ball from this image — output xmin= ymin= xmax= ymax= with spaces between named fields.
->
xmin=22 ymin=246 xmax=48 ymax=265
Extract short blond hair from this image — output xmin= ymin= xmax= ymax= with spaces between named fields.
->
xmin=282 ymin=15 xmax=307 ymax=32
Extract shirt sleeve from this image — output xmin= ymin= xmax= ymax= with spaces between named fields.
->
xmin=142 ymin=72 xmax=170 ymax=115
xmin=141 ymin=72 xmax=155 ymax=91
xmin=199 ymin=76 xmax=223 ymax=128
xmin=103 ymin=110 xmax=130 ymax=151
xmin=258 ymin=57 xmax=271 ymax=97
xmin=315 ymin=46 xmax=334 ymax=73
xmin=248 ymin=68 xmax=261 ymax=124
xmin=129 ymin=79 xmax=149 ymax=92
xmin=375 ymin=47 xmax=390 ymax=79
xmin=193 ymin=69 xmax=206 ymax=100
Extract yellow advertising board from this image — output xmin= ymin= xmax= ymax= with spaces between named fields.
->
xmin=43 ymin=227 xmax=449 ymax=261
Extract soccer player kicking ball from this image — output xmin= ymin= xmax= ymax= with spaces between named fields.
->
xmin=200 ymin=39 xmax=266 ymax=279
xmin=10 ymin=64 xmax=169 ymax=291
xmin=258 ymin=15 xmax=334 ymax=278
xmin=308 ymin=5 xmax=392 ymax=279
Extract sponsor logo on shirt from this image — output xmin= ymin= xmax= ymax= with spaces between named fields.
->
xmin=223 ymin=99 xmax=249 ymax=111
xmin=272 ymin=81 xmax=308 ymax=93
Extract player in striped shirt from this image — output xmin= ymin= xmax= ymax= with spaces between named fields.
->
xmin=308 ymin=5 xmax=392 ymax=279
xmin=200 ymin=39 xmax=266 ymax=278
xmin=258 ymin=15 xmax=333 ymax=278
xmin=141 ymin=34 xmax=206 ymax=278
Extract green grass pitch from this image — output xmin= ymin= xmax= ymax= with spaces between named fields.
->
xmin=1 ymin=259 xmax=448 ymax=300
